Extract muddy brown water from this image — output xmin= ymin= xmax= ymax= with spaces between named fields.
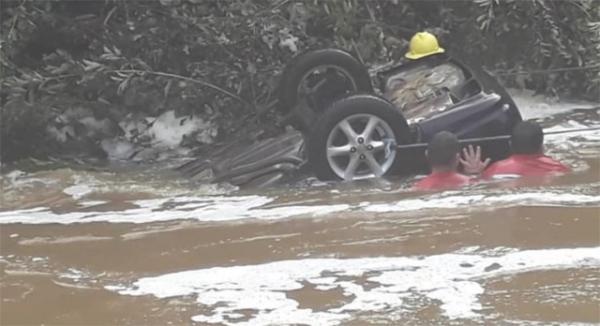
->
xmin=1 ymin=103 xmax=599 ymax=325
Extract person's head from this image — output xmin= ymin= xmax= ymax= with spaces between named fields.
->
xmin=511 ymin=121 xmax=544 ymax=154
xmin=405 ymin=31 xmax=445 ymax=60
xmin=426 ymin=131 xmax=460 ymax=171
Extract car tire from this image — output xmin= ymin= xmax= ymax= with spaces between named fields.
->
xmin=307 ymin=94 xmax=411 ymax=181
xmin=278 ymin=49 xmax=373 ymax=125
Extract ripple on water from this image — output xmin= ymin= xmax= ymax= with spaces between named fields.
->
xmin=0 ymin=186 xmax=598 ymax=224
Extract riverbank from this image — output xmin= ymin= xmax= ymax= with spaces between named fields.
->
xmin=2 ymin=0 xmax=598 ymax=164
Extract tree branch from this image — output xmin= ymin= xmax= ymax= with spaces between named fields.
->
xmin=113 ymin=69 xmax=250 ymax=106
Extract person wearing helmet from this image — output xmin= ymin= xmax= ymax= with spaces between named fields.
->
xmin=385 ymin=32 xmax=466 ymax=119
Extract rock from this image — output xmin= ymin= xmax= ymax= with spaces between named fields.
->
xmin=47 ymin=124 xmax=76 ymax=143
xmin=159 ymin=0 xmax=181 ymax=6
xmin=279 ymin=29 xmax=299 ymax=53
xmin=130 ymin=147 xmax=160 ymax=162
xmin=78 ymin=116 xmax=121 ymax=139
xmin=62 ymin=106 xmax=94 ymax=121
xmin=118 ymin=113 xmax=152 ymax=142
xmin=484 ymin=262 xmax=502 ymax=272
xmin=100 ymin=138 xmax=137 ymax=160
xmin=148 ymin=110 xmax=217 ymax=148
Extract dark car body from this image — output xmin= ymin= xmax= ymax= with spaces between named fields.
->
xmin=375 ymin=54 xmax=521 ymax=172
xmin=178 ymin=52 xmax=522 ymax=187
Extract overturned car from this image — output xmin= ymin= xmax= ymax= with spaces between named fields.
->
xmin=178 ymin=49 xmax=522 ymax=188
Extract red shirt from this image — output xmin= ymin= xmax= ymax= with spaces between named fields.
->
xmin=413 ymin=171 xmax=472 ymax=191
xmin=482 ymin=154 xmax=569 ymax=179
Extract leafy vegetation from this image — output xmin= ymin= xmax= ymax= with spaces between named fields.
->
xmin=1 ymin=0 xmax=598 ymax=163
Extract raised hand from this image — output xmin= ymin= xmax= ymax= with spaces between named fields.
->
xmin=459 ymin=144 xmax=491 ymax=175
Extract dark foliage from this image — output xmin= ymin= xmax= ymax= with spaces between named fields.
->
xmin=1 ymin=0 xmax=598 ymax=163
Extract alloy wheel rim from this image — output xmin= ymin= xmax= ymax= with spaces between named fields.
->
xmin=326 ymin=114 xmax=397 ymax=180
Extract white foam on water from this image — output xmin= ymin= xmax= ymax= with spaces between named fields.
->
xmin=544 ymin=120 xmax=600 ymax=146
xmin=509 ymin=88 xmax=598 ymax=120
xmin=364 ymin=192 xmax=600 ymax=213
xmin=505 ymin=320 xmax=600 ymax=326
xmin=63 ymin=174 xmax=100 ymax=200
xmin=0 ymin=189 xmax=598 ymax=224
xmin=365 ymin=193 xmax=485 ymax=213
xmin=111 ymin=246 xmax=600 ymax=325
xmin=63 ymin=184 xmax=93 ymax=200
xmin=1 ymin=170 xmax=57 ymax=190
xmin=60 ymin=268 xmax=85 ymax=280
xmin=0 ymin=195 xmax=349 ymax=224
xmin=78 ymin=200 xmax=108 ymax=208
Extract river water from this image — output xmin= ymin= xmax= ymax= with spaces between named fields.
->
xmin=1 ymin=92 xmax=599 ymax=325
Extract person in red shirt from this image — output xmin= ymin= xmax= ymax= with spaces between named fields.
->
xmin=413 ymin=131 xmax=478 ymax=191
xmin=482 ymin=121 xmax=569 ymax=179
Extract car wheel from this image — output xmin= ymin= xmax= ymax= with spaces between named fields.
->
xmin=307 ymin=94 xmax=411 ymax=181
xmin=278 ymin=49 xmax=373 ymax=129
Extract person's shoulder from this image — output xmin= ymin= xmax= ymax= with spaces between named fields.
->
xmin=536 ymin=155 xmax=562 ymax=164
xmin=485 ymin=157 xmax=513 ymax=169
xmin=412 ymin=175 xmax=435 ymax=191
xmin=483 ymin=154 xmax=569 ymax=178
xmin=481 ymin=157 xmax=515 ymax=178
xmin=537 ymin=155 xmax=570 ymax=172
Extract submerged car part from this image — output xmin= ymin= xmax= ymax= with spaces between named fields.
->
xmin=177 ymin=131 xmax=305 ymax=188
xmin=278 ymin=49 xmax=373 ymax=131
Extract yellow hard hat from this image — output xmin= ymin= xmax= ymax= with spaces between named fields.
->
xmin=405 ymin=32 xmax=445 ymax=60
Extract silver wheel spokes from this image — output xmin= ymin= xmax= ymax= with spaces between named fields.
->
xmin=326 ymin=114 xmax=397 ymax=181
